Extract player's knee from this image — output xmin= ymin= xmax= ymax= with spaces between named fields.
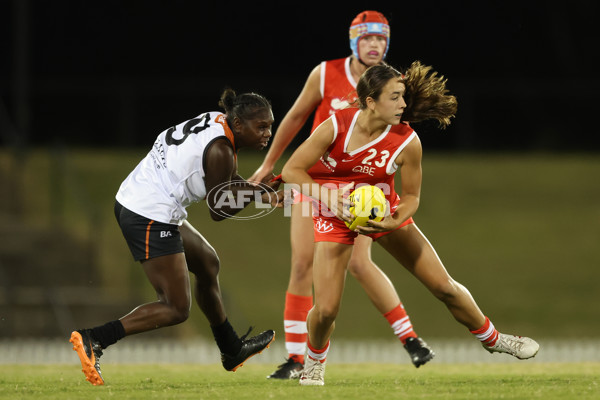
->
xmin=290 ymin=257 xmax=313 ymax=282
xmin=169 ymin=301 xmax=191 ymax=325
xmin=315 ymin=304 xmax=339 ymax=324
xmin=190 ymin=251 xmax=220 ymax=281
xmin=347 ymin=258 xmax=369 ymax=280
xmin=204 ymin=251 xmax=221 ymax=277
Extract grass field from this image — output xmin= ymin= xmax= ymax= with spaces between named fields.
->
xmin=1 ymin=363 xmax=599 ymax=399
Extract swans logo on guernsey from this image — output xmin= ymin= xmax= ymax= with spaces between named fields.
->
xmin=315 ymin=217 xmax=334 ymax=233
xmin=319 ymin=151 xmax=337 ymax=172
xmin=330 ymin=98 xmax=351 ymax=111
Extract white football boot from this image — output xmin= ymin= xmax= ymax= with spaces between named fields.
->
xmin=299 ymin=356 xmax=326 ymax=386
xmin=484 ymin=333 xmax=540 ymax=359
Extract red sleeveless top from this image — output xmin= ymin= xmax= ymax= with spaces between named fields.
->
xmin=308 ymin=107 xmax=417 ymax=207
xmin=311 ymin=57 xmax=359 ymax=133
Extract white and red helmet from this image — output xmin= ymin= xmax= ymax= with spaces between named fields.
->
xmin=349 ymin=11 xmax=390 ymax=62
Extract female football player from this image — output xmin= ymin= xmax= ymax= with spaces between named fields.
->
xmin=282 ymin=62 xmax=539 ymax=386
xmin=69 ymin=88 xmax=280 ymax=385
xmin=250 ymin=10 xmax=433 ymax=379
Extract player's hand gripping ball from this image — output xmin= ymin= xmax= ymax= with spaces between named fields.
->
xmin=345 ymin=185 xmax=387 ymax=231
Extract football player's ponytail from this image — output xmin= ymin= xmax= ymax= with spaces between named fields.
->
xmin=356 ymin=62 xmax=458 ymax=129
xmin=218 ymin=88 xmax=271 ymax=123
xmin=400 ymin=61 xmax=458 ymax=129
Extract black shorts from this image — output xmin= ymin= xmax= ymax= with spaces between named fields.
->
xmin=114 ymin=201 xmax=184 ymax=261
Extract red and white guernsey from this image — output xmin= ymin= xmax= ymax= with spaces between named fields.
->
xmin=307 ymin=107 xmax=417 ymax=209
xmin=311 ymin=57 xmax=359 ymax=133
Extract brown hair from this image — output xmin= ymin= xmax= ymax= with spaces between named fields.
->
xmin=401 ymin=61 xmax=458 ymax=129
xmin=356 ymin=63 xmax=402 ymax=109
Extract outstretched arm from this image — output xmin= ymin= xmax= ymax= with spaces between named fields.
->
xmin=203 ymin=139 xmax=280 ymax=221
xmin=282 ymin=119 xmax=354 ymax=224
xmin=249 ymin=65 xmax=323 ymax=183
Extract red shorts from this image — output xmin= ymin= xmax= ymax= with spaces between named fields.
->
xmin=312 ymin=212 xmax=414 ymax=245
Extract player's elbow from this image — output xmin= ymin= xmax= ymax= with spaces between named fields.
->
xmin=281 ymin=165 xmax=294 ymax=185
xmin=404 ymin=194 xmax=420 ymax=212
xmin=412 ymin=195 xmax=420 ymax=210
xmin=411 ymin=195 xmax=421 ymax=213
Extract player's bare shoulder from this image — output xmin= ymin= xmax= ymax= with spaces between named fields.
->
xmin=395 ymin=133 xmax=422 ymax=167
xmin=304 ymin=63 xmax=323 ymax=92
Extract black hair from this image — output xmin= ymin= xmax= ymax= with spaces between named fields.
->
xmin=218 ymin=88 xmax=272 ymax=123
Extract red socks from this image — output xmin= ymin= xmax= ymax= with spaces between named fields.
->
xmin=470 ymin=316 xmax=499 ymax=346
xmin=307 ymin=340 xmax=329 ymax=363
xmin=384 ymin=303 xmax=417 ymax=345
xmin=283 ymin=292 xmax=313 ymax=363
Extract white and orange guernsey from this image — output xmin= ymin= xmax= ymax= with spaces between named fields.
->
xmin=116 ymin=112 xmax=237 ymax=227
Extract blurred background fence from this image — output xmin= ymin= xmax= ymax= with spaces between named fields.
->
xmin=2 ymin=338 xmax=600 ymax=365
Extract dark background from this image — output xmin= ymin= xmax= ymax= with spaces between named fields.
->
xmin=1 ymin=0 xmax=599 ymax=151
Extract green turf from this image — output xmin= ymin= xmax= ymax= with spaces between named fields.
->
xmin=0 ymin=363 xmax=598 ymax=399
xmin=1 ymin=149 xmax=599 ymax=341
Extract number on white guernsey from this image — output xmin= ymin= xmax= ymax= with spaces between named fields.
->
xmin=165 ymin=113 xmax=211 ymax=146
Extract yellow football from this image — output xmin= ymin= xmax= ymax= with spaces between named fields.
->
xmin=345 ymin=185 xmax=387 ymax=231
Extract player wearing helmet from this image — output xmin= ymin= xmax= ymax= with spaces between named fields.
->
xmin=249 ymin=11 xmax=434 ymax=380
